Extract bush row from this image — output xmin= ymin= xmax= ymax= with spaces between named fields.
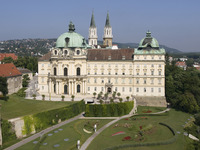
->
xmin=85 ymin=101 xmax=133 ymax=117
xmin=105 ymin=122 xmax=177 ymax=150
xmin=23 ymin=100 xmax=85 ymax=134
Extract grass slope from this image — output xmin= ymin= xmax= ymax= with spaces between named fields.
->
xmin=0 ymin=94 xmax=76 ymax=120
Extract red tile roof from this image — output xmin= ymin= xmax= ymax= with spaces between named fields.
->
xmin=175 ymin=61 xmax=187 ymax=67
xmin=0 ymin=63 xmax=22 ymax=77
xmin=87 ymin=48 xmax=135 ymax=61
xmin=39 ymin=51 xmax=51 ymax=61
xmin=0 ymin=53 xmax=18 ymax=61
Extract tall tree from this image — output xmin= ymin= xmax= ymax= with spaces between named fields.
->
xmin=0 ymin=77 xmax=8 ymax=97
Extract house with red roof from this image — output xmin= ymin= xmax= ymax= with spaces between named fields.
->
xmin=0 ymin=63 xmax=22 ymax=94
xmin=0 ymin=53 xmax=18 ymax=64
xmin=175 ymin=61 xmax=187 ymax=70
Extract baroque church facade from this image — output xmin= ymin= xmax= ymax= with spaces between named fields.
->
xmin=38 ymin=13 xmax=166 ymax=106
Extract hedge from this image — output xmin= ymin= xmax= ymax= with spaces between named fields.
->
xmin=105 ymin=122 xmax=177 ymax=150
xmin=22 ymin=100 xmax=85 ymax=134
xmin=85 ymin=101 xmax=133 ymax=117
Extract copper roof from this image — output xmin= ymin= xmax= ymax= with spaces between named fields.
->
xmin=0 ymin=63 xmax=22 ymax=77
xmin=87 ymin=48 xmax=134 ymax=61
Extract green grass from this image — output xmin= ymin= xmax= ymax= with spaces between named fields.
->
xmin=137 ymin=106 xmax=166 ymax=114
xmin=17 ymin=119 xmax=113 ymax=150
xmin=0 ymin=94 xmax=76 ymax=119
xmin=87 ymin=108 xmax=192 ymax=150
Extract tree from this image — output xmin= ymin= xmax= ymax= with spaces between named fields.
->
xmin=22 ymin=74 xmax=30 ymax=87
xmin=42 ymin=95 xmax=45 ymax=101
xmin=117 ymin=92 xmax=121 ymax=98
xmin=119 ymin=98 xmax=123 ymax=103
xmin=61 ymin=95 xmax=65 ymax=101
xmin=126 ymin=96 xmax=130 ymax=101
xmin=1 ymin=57 xmax=14 ymax=64
xmin=0 ymin=77 xmax=8 ymax=97
xmin=93 ymin=92 xmax=97 ymax=98
xmin=71 ymin=95 xmax=75 ymax=101
xmin=186 ymin=58 xmax=194 ymax=67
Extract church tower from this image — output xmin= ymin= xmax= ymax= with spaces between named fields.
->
xmin=103 ymin=12 xmax=113 ymax=47
xmin=88 ymin=12 xmax=98 ymax=47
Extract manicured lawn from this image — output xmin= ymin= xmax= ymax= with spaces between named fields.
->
xmin=87 ymin=108 xmax=192 ymax=150
xmin=0 ymin=94 xmax=76 ymax=120
xmin=17 ymin=119 xmax=113 ymax=150
xmin=137 ymin=105 xmax=166 ymax=114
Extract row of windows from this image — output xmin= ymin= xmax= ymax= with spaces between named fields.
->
xmin=136 ymin=88 xmax=161 ymax=93
xmin=88 ymin=64 xmax=132 ymax=68
xmin=136 ymin=55 xmax=163 ymax=60
xmin=53 ymin=67 xmax=80 ymax=76
xmin=136 ymin=79 xmax=162 ymax=84
xmin=52 ymin=84 xmax=81 ymax=94
xmin=137 ymin=64 xmax=162 ymax=68
xmin=88 ymin=71 xmax=129 ymax=75
xmin=54 ymin=49 xmax=81 ymax=56
xmin=136 ymin=71 xmax=162 ymax=76
xmin=88 ymin=87 xmax=132 ymax=92
xmin=88 ymin=78 xmax=132 ymax=84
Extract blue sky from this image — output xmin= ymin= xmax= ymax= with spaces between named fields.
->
xmin=0 ymin=0 xmax=200 ymax=52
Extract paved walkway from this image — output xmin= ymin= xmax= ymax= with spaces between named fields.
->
xmin=5 ymin=113 xmax=84 ymax=150
xmin=80 ymin=99 xmax=137 ymax=150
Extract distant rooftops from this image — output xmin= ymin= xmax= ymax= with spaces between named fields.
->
xmin=0 ymin=63 xmax=21 ymax=77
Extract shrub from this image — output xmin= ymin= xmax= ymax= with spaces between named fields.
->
xmin=71 ymin=95 xmax=75 ymax=101
xmin=85 ymin=101 xmax=133 ymax=117
xmin=42 ymin=95 xmax=45 ymax=101
xmin=61 ymin=95 xmax=65 ymax=101
xmin=16 ymin=88 xmax=27 ymax=97
xmin=32 ymin=94 xmax=36 ymax=100
xmin=2 ymin=120 xmax=16 ymax=144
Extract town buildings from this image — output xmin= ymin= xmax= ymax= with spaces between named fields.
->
xmin=38 ymin=13 xmax=166 ymax=106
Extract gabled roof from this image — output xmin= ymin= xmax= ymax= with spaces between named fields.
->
xmin=0 ymin=53 xmax=18 ymax=61
xmin=0 ymin=63 xmax=21 ymax=77
xmin=17 ymin=68 xmax=32 ymax=74
xmin=87 ymin=49 xmax=134 ymax=61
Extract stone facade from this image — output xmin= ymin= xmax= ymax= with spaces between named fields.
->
xmin=38 ymin=21 xmax=166 ymax=106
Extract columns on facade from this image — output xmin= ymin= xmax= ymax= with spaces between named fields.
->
xmin=84 ymin=80 xmax=87 ymax=94
xmin=74 ymin=81 xmax=76 ymax=95
xmin=69 ymin=81 xmax=71 ymax=95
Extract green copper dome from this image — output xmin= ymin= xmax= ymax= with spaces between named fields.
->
xmin=138 ymin=31 xmax=159 ymax=50
xmin=56 ymin=22 xmax=88 ymax=48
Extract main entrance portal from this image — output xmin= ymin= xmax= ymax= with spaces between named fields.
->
xmin=107 ymin=87 xmax=112 ymax=93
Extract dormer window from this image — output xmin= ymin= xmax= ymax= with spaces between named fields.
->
xmin=64 ymin=50 xmax=68 ymax=55
xmin=77 ymin=50 xmax=80 ymax=55
xmin=55 ymin=50 xmax=57 ymax=55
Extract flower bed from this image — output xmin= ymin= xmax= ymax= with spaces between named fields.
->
xmin=122 ymin=136 xmax=131 ymax=141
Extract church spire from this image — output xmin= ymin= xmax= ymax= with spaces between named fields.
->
xmin=105 ymin=12 xmax=111 ymax=27
xmin=90 ymin=12 xmax=96 ymax=28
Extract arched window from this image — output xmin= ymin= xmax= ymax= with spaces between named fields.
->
xmin=54 ymin=67 xmax=57 ymax=76
xmin=77 ymin=84 xmax=80 ymax=93
xmin=77 ymin=50 xmax=80 ymax=55
xmin=64 ymin=50 xmax=68 ymax=55
xmin=64 ymin=85 xmax=68 ymax=94
xmin=54 ymin=50 xmax=57 ymax=55
xmin=64 ymin=68 xmax=68 ymax=76
xmin=77 ymin=67 xmax=80 ymax=76
xmin=54 ymin=84 xmax=56 ymax=93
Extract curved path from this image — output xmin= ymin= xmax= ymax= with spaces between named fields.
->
xmin=80 ymin=104 xmax=169 ymax=150
xmin=5 ymin=113 xmax=84 ymax=150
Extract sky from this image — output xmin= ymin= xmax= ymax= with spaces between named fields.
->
xmin=0 ymin=0 xmax=200 ymax=52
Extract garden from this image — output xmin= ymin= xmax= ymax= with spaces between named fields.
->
xmin=17 ymin=119 xmax=113 ymax=150
xmin=87 ymin=107 xmax=192 ymax=150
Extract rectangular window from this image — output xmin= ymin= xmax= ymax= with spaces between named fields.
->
xmin=123 ymin=87 xmax=125 ymax=92
xmin=159 ymin=71 xmax=161 ymax=75
xmin=94 ymin=87 xmax=96 ymax=91
xmin=136 ymin=88 xmax=139 ymax=92
xmin=101 ymin=87 xmax=104 ymax=91
xmin=88 ymin=87 xmax=90 ymax=91
xmin=151 ymin=88 xmax=154 ymax=92
xmin=144 ymin=88 xmax=146 ymax=92
xmin=129 ymin=79 xmax=132 ymax=84
xmin=122 ymin=78 xmax=125 ymax=84
xmin=102 ymin=80 xmax=104 ymax=83
xmin=88 ymin=79 xmax=90 ymax=83
xmin=151 ymin=79 xmax=154 ymax=84
xmin=159 ymin=79 xmax=161 ymax=84
xmin=108 ymin=79 xmax=111 ymax=83
xmin=159 ymin=64 xmax=161 ymax=67
xmin=151 ymin=71 xmax=154 ymax=75
xmin=144 ymin=79 xmax=146 ymax=84
xmin=159 ymin=88 xmax=161 ymax=93
xmin=42 ymin=86 xmax=44 ymax=90
xmin=137 ymin=72 xmax=139 ymax=75
xmin=115 ymin=87 xmax=117 ymax=91
xmin=42 ymin=77 xmax=44 ymax=83
xmin=136 ymin=79 xmax=139 ymax=84
xmin=144 ymin=72 xmax=146 ymax=75
xmin=115 ymin=78 xmax=118 ymax=84
xmin=129 ymin=87 xmax=132 ymax=92
xmin=42 ymin=64 xmax=44 ymax=67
